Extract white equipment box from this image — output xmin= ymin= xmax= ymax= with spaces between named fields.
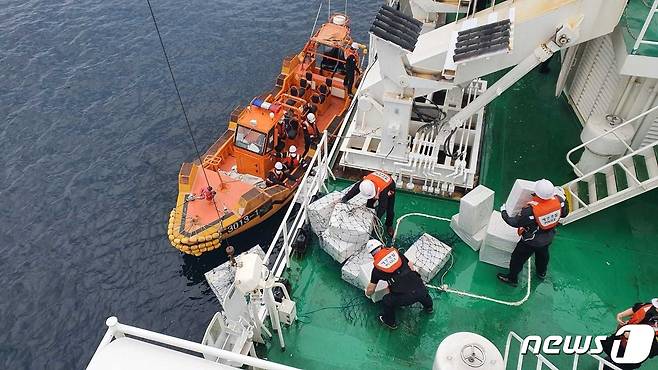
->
xmin=357 ymin=262 xmax=389 ymax=302
xmin=458 ymin=185 xmax=495 ymax=234
xmin=450 ymin=214 xmax=487 ymax=251
xmin=505 ymin=179 xmax=536 ymax=216
xmin=278 ymin=299 xmax=297 ymax=325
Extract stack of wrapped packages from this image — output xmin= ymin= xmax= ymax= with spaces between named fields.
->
xmin=308 ymin=189 xmax=451 ymax=302
xmin=307 ymin=186 xmax=373 ymax=264
xmin=449 ymin=180 xmax=538 ymax=268
xmin=449 ymin=185 xmax=494 ymax=251
xmin=478 ymin=180 xmax=536 ymax=267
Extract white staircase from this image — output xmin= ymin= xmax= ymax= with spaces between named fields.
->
xmin=562 ymin=106 xmax=658 ymax=224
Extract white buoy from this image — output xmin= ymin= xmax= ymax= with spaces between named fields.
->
xmin=575 ymin=114 xmax=634 ymax=174
xmin=433 ymin=332 xmax=504 ymax=370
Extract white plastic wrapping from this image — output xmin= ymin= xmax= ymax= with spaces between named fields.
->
xmin=404 ymin=233 xmax=452 ymax=283
xmin=479 ymin=242 xmax=512 ymax=268
xmin=505 ymin=179 xmax=536 ymax=216
xmin=307 ymin=191 xmax=344 ymax=235
xmin=450 ymin=214 xmax=487 ymax=251
xmin=357 ymin=262 xmax=389 ymax=302
xmin=484 ymin=211 xmax=520 ymax=253
xmin=341 ymin=247 xmax=373 ymax=288
xmin=458 ymin=185 xmax=495 ymax=234
xmin=307 ymin=185 xmax=366 ymax=235
xmin=324 ymin=203 xmax=375 ymax=247
xmin=319 ymin=232 xmax=363 ymax=263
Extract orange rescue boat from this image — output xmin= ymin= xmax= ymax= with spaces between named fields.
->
xmin=167 ymin=14 xmax=363 ymax=256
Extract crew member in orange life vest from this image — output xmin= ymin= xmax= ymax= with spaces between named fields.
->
xmin=497 ymin=179 xmax=569 ymax=286
xmin=281 ymin=145 xmax=300 ymax=170
xmin=341 ymin=171 xmax=396 ymax=236
xmin=602 ymin=298 xmax=658 ymax=370
xmin=365 ymin=239 xmax=433 ymax=330
xmin=266 ymin=162 xmax=294 ymax=187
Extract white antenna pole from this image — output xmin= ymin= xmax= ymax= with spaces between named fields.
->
xmin=328 ymin=0 xmax=331 ymax=18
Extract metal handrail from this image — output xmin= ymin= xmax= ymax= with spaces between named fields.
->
xmin=566 ymin=105 xmax=658 ymax=177
xmin=633 ymin=0 xmax=658 ymax=52
xmin=503 ymin=331 xmax=623 ymax=370
xmin=89 ymin=317 xmax=299 ymax=370
xmin=264 ymin=57 xmax=371 ymax=278
xmin=564 ymin=136 xmax=658 ymax=210
xmin=503 ymin=331 xmax=560 ymax=370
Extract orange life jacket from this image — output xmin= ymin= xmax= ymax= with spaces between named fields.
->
xmin=364 ymin=171 xmax=393 ymax=197
xmin=373 ymin=247 xmax=402 ymax=273
xmin=629 ymin=304 xmax=655 ymax=325
xmin=620 ymin=304 xmax=658 ymax=347
xmin=529 ymin=196 xmax=562 ymax=230
xmin=283 ymin=155 xmax=299 ymax=169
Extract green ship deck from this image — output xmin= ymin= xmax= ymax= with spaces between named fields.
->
xmin=621 ymin=0 xmax=658 ymax=57
xmin=264 ymin=57 xmax=658 ymax=369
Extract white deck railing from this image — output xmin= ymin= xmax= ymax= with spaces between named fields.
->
xmin=632 ymin=0 xmax=658 ymax=52
xmin=503 ymin=331 xmax=622 ymax=370
xmin=89 ymin=317 xmax=299 ymax=370
xmin=264 ymin=93 xmax=361 ymax=279
xmin=565 ymin=105 xmax=658 ymax=177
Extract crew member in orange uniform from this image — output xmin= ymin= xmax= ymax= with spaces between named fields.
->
xmin=365 ymin=239 xmax=433 ymax=330
xmin=602 ymin=298 xmax=658 ymax=369
xmin=497 ymin=179 xmax=569 ymax=286
xmin=341 ymin=171 xmax=396 ymax=236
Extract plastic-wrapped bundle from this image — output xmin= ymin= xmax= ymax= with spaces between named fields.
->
xmin=205 ymin=245 xmax=265 ymax=304
xmin=484 ymin=211 xmax=519 ymax=253
xmin=458 ymin=185 xmax=494 ymax=234
xmin=450 ymin=214 xmax=486 ymax=251
xmin=307 ymin=191 xmax=344 ymax=235
xmin=323 ymin=203 xmax=375 ymax=252
xmin=319 ymin=231 xmax=366 ymax=263
xmin=341 ymin=247 xmax=373 ymax=288
xmin=404 ymin=233 xmax=451 ymax=283
xmin=479 ymin=242 xmax=512 ymax=268
xmin=505 ymin=179 xmax=536 ymax=216
xmin=357 ymin=262 xmax=389 ymax=302
xmin=306 ymin=185 xmax=365 ymax=235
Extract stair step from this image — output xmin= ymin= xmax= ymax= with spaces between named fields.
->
xmin=605 ymin=169 xmax=618 ymax=197
xmin=577 ymin=180 xmax=590 ymax=205
xmin=594 ymin=172 xmax=608 ymax=200
xmin=632 ymin=155 xmax=650 ymax=182
xmin=613 ymin=164 xmax=629 ymax=191
xmin=644 ymin=148 xmax=658 ymax=178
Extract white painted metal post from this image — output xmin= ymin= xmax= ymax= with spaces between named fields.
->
xmin=632 ymin=0 xmax=658 ymax=51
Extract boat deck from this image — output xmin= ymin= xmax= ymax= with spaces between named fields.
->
xmin=264 ymin=58 xmax=658 ymax=369
xmin=621 ymin=0 xmax=658 ymax=57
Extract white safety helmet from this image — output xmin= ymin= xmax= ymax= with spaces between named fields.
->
xmin=366 ymin=239 xmax=383 ymax=255
xmin=274 ymin=162 xmax=284 ymax=171
xmin=307 ymin=113 xmax=316 ymax=123
xmin=652 ymin=298 xmax=658 ymax=309
xmin=351 ymin=42 xmax=359 ymax=49
xmin=535 ymin=179 xmax=556 ymax=200
xmin=289 ymin=145 xmax=297 ymax=154
xmin=359 ymin=179 xmax=377 ymax=199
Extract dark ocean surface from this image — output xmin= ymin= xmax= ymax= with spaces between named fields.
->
xmin=0 ymin=1 xmax=380 ymax=368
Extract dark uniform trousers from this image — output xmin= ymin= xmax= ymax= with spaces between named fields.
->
xmin=508 ymin=240 xmax=550 ymax=281
xmin=381 ymin=286 xmax=432 ymax=325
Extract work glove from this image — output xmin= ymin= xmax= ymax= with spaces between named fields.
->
xmin=499 ymin=204 xmax=506 ymax=212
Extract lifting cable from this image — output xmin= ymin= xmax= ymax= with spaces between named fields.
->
xmin=145 ymin=0 xmax=225 ymax=236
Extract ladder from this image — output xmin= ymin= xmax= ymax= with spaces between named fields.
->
xmin=561 ymin=106 xmax=658 ymax=224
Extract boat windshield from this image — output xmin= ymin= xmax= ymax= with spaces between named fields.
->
xmin=235 ymin=125 xmax=266 ymax=154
